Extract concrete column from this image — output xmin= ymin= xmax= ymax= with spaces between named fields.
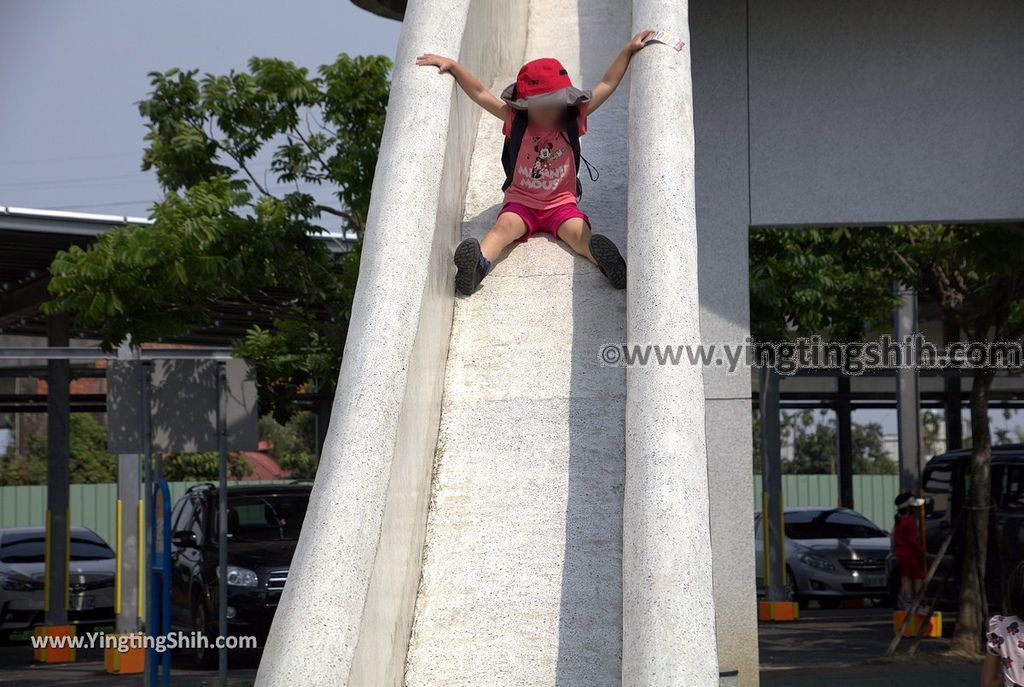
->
xmin=691 ymin=0 xmax=759 ymax=683
xmin=45 ymin=314 xmax=70 ymax=626
xmin=624 ymin=1 xmax=718 ymax=684
xmin=115 ymin=452 xmax=140 ymax=633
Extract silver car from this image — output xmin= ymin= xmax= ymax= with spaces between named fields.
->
xmin=754 ymin=507 xmax=891 ymax=609
xmin=0 ymin=526 xmax=116 ymax=638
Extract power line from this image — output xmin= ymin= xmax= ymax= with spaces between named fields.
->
xmin=0 ymin=151 xmax=144 ymax=167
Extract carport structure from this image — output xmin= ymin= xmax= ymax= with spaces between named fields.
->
xmin=0 ymin=206 xmax=340 ymax=638
xmin=1 ymin=207 xmax=155 ymax=631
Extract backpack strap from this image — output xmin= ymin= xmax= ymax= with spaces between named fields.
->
xmin=501 ymin=104 xmax=598 ymax=198
xmin=501 ymin=107 xmax=528 ymax=192
xmin=560 ymin=105 xmax=598 ymax=199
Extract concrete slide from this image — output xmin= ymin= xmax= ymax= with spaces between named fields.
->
xmin=257 ymin=0 xmax=719 ymax=685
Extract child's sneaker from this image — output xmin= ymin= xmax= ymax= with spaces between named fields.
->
xmin=589 ymin=234 xmax=626 ymax=289
xmin=454 ymin=238 xmax=489 ymax=295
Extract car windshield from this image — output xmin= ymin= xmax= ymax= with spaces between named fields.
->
xmin=215 ymin=493 xmax=310 ymax=543
xmin=0 ymin=534 xmax=114 ymax=563
xmin=783 ymin=510 xmax=886 ymax=540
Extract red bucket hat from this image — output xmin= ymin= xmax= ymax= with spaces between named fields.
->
xmin=500 ymin=58 xmax=590 ymax=110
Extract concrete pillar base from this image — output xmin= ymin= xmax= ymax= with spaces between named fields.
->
xmin=757 ymin=601 xmax=799 ymax=622
xmin=33 ymin=625 xmax=76 ymax=663
xmin=104 ymin=634 xmax=146 ymax=674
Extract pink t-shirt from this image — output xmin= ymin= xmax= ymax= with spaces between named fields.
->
xmin=501 ymin=104 xmax=588 ymax=210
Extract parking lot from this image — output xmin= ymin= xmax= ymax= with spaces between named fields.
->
xmin=0 ymin=606 xmax=984 ymax=687
xmin=759 ymin=606 xmax=981 ymax=686
xmin=0 ymin=639 xmax=257 ymax=686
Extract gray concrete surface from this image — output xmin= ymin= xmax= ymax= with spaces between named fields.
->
xmin=404 ymin=0 xmax=630 ymax=683
xmin=690 ymin=1 xmax=760 ymax=683
xmin=255 ymin=0 xmax=526 ymax=684
xmin=624 ymin=0 xmax=719 ymax=685
xmin=747 ymin=0 xmax=1024 ymax=226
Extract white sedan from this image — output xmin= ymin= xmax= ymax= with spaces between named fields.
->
xmin=754 ymin=507 xmax=892 ymax=609
xmin=0 ymin=526 xmax=116 ymax=638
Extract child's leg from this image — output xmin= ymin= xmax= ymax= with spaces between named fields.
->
xmin=556 ymin=217 xmax=596 ymax=264
xmin=454 ymin=211 xmax=528 ymax=296
xmin=480 ymin=211 xmax=528 ymax=261
xmin=557 ymin=217 xmax=627 ymax=290
xmin=900 ymin=575 xmax=912 ymax=608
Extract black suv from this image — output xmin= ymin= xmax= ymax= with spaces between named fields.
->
xmin=168 ymin=482 xmax=311 ymax=666
xmin=920 ymin=443 xmax=1024 ymax=610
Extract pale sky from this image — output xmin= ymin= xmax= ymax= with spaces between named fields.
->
xmin=0 ymin=0 xmax=401 ymax=217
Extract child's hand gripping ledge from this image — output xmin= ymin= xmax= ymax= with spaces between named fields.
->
xmin=416 ymin=31 xmax=657 ymax=295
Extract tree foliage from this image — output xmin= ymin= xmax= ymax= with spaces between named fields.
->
xmin=258 ymin=412 xmax=317 ymax=479
xmin=750 ymin=227 xmax=899 ymax=342
xmin=886 ymin=224 xmax=1024 ymax=653
xmin=751 ymin=409 xmax=897 ymax=476
xmin=161 ymin=452 xmax=252 ymax=482
xmin=46 ymin=54 xmax=391 ymax=420
xmin=0 ymin=414 xmax=116 ymax=486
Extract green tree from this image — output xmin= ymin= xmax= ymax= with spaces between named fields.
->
xmin=259 ymin=412 xmax=317 ymax=480
xmin=3 ymin=414 xmax=118 ymax=485
xmin=922 ymin=409 xmax=944 ymax=457
xmin=749 ymin=227 xmax=898 ymax=343
xmin=777 ymin=409 xmax=896 ymax=475
xmin=161 ymin=452 xmax=252 ymax=481
xmin=0 ymin=449 xmax=46 ymax=486
xmin=886 ymin=224 xmax=1024 ymax=653
xmin=46 ymin=54 xmax=391 ymax=421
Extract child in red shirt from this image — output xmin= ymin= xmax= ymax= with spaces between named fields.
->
xmin=417 ymin=30 xmax=653 ymax=295
xmin=893 ymin=493 xmax=926 ymax=608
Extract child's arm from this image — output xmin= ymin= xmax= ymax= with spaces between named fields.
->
xmin=588 ymin=29 xmax=655 ymax=114
xmin=980 ymin=653 xmax=1001 ymax=687
xmin=416 ymin=54 xmax=508 ymax=120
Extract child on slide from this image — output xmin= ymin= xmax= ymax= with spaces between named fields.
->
xmin=417 ymin=29 xmax=654 ymax=295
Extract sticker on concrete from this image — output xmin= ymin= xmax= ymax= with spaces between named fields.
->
xmin=645 ymin=30 xmax=685 ymax=52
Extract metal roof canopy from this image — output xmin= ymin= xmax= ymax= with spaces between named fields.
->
xmin=0 ymin=206 xmax=350 ymax=344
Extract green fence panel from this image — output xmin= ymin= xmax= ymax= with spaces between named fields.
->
xmin=2 ymin=475 xmax=901 ymax=546
xmin=0 ymin=480 xmax=292 ymax=546
xmin=751 ymin=474 xmax=898 ymax=530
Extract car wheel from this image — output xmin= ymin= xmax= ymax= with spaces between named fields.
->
xmin=192 ymin=600 xmax=217 ymax=669
xmin=785 ymin=567 xmax=807 ymax=609
xmin=817 ymin=597 xmax=841 ymax=610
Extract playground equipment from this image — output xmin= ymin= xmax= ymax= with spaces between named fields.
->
xmin=257 ymin=0 xmax=720 ymax=684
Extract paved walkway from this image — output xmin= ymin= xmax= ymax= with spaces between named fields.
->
xmin=761 ymin=660 xmax=980 ymax=687
xmin=0 ymin=643 xmax=257 ymax=685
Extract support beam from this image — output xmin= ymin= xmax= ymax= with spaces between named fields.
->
xmin=115 ymin=453 xmax=140 ymax=633
xmin=942 ymin=319 xmax=963 ymax=451
xmin=113 ymin=344 xmax=142 ymax=635
xmin=836 ymin=376 xmax=854 ymax=509
xmin=759 ymin=368 xmax=786 ymax=602
xmin=893 ymin=284 xmax=924 ymax=491
xmin=0 ymin=278 xmax=51 ymax=327
xmin=44 ymin=314 xmax=70 ymax=626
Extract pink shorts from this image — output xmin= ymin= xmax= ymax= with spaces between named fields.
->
xmin=499 ymin=201 xmax=591 ymax=241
